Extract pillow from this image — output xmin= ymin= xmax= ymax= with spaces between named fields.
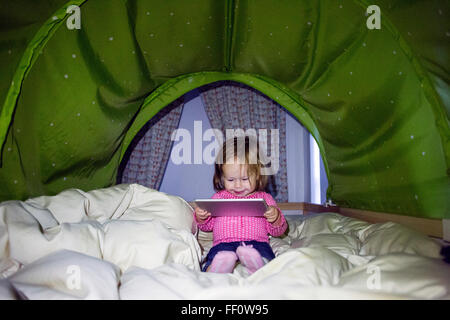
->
xmin=291 ymin=233 xmax=361 ymax=260
xmin=122 ymin=184 xmax=196 ymax=233
xmin=23 ymin=184 xmax=195 ymax=229
xmin=2 ymin=201 xmax=103 ymax=264
xmin=337 ymin=253 xmax=450 ymax=299
xmin=102 ymin=219 xmax=202 ymax=273
xmin=288 ymin=213 xmax=442 ymax=259
xmin=0 ymin=257 xmax=22 ymax=278
xmin=269 ymin=237 xmax=291 ymax=257
xmin=24 ymin=184 xmax=135 ymax=224
xmin=1 ymin=184 xmax=196 ymax=267
xmin=119 ymin=264 xmax=240 ymax=300
xmin=250 ymin=247 xmax=352 ymax=286
xmin=359 ymin=222 xmax=442 ymax=258
xmin=98 ymin=185 xmax=201 ymax=272
xmin=8 ymin=250 xmax=120 ymax=299
xmin=7 ymin=217 xmax=103 ymax=264
xmin=289 ymin=213 xmax=371 ymax=239
xmin=0 ymin=279 xmax=21 ymax=300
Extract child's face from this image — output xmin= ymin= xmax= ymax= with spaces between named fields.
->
xmin=222 ymin=162 xmax=256 ymax=197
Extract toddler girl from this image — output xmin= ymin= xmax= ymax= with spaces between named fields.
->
xmin=194 ymin=136 xmax=287 ymax=274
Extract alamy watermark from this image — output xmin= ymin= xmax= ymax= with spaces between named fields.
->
xmin=65 ymin=4 xmax=380 ymax=31
xmin=366 ymin=264 xmax=381 ymax=290
xmin=66 ymin=264 xmax=81 ymax=290
xmin=66 ymin=5 xmax=81 ymax=30
xmin=366 ymin=5 xmax=381 ymax=30
xmin=170 ymin=121 xmax=280 ymax=175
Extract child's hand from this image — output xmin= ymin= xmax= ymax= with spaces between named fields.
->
xmin=195 ymin=207 xmax=211 ymax=223
xmin=264 ymin=206 xmax=280 ymax=224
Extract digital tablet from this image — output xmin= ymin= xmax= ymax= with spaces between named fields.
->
xmin=194 ymin=198 xmax=268 ymax=217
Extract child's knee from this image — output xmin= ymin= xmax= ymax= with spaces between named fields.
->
xmin=208 ymin=250 xmax=238 ymax=273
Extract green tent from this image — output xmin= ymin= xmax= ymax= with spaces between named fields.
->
xmin=0 ymin=0 xmax=448 ymax=219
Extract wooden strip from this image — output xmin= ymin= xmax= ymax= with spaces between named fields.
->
xmin=277 ymin=202 xmax=339 ymax=214
xmin=277 ymin=202 xmax=305 ymax=210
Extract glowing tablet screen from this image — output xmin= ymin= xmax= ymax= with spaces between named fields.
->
xmin=194 ymin=198 xmax=268 ymax=217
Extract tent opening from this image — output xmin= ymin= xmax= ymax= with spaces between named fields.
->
xmin=117 ymin=81 xmax=328 ymax=204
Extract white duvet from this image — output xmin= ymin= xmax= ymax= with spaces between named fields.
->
xmin=0 ymin=184 xmax=448 ymax=300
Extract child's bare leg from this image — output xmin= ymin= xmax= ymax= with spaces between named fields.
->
xmin=236 ymin=244 xmax=265 ymax=274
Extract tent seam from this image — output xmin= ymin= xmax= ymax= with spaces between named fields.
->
xmin=0 ymin=0 xmax=88 ymax=165
xmin=353 ymin=0 xmax=449 ymax=170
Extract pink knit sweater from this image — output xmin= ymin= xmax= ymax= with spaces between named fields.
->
xmin=195 ymin=190 xmax=287 ymax=246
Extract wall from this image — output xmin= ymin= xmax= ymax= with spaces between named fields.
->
xmin=159 ymin=91 xmax=216 ymax=200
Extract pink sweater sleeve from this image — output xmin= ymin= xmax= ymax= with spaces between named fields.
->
xmin=262 ymin=192 xmax=288 ymax=237
xmin=195 ymin=214 xmax=213 ymax=231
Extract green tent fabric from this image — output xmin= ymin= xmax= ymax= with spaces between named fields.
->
xmin=0 ymin=0 xmax=448 ymax=219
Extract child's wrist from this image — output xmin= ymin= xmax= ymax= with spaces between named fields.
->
xmin=271 ymin=213 xmax=282 ymax=226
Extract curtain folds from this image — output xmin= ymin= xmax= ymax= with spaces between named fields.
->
xmin=119 ymin=99 xmax=184 ymax=189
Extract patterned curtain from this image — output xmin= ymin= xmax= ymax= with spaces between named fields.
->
xmin=118 ymin=98 xmax=184 ymax=189
xmin=199 ymin=81 xmax=288 ymax=202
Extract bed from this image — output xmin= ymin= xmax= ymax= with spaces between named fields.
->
xmin=0 ymin=184 xmax=448 ymax=300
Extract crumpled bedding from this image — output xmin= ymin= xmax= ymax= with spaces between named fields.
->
xmin=0 ymin=184 xmax=448 ymax=300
